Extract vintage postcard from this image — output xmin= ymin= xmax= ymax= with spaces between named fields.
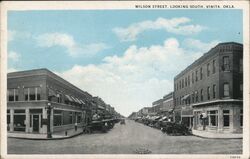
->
xmin=0 ymin=1 xmax=249 ymax=159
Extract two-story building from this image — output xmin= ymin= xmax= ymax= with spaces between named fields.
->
xmin=174 ymin=42 xmax=243 ymax=134
xmin=7 ymin=69 xmax=94 ymax=134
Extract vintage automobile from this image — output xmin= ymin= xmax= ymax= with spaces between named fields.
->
xmin=160 ymin=122 xmax=191 ymax=136
xmin=120 ymin=119 xmax=126 ymax=125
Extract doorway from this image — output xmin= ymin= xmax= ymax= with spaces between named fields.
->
xmin=32 ymin=114 xmax=39 ymax=132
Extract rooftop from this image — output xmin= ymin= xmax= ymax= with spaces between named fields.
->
xmin=174 ymin=42 xmax=243 ymax=80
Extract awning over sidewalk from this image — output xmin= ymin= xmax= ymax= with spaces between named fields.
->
xmin=182 ymin=94 xmax=190 ymax=101
xmin=48 ymin=88 xmax=57 ymax=97
xmin=65 ymin=95 xmax=74 ymax=102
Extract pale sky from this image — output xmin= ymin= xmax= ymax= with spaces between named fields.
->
xmin=8 ymin=10 xmax=242 ymax=116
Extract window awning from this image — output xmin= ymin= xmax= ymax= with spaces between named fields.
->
xmin=168 ymin=108 xmax=174 ymax=112
xmin=79 ymin=99 xmax=85 ymax=105
xmin=182 ymin=94 xmax=191 ymax=101
xmin=48 ymin=88 xmax=57 ymax=97
xmin=65 ymin=95 xmax=73 ymax=102
xmin=75 ymin=98 xmax=82 ymax=104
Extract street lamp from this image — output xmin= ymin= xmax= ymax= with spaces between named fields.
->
xmin=46 ymin=101 xmax=53 ymax=138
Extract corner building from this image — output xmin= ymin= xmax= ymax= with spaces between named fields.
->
xmin=7 ymin=69 xmax=93 ymax=134
xmin=174 ymin=42 xmax=243 ymax=134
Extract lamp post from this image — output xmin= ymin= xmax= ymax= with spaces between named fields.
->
xmin=46 ymin=102 xmax=53 ymax=138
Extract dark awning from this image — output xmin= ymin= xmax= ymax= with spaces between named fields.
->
xmin=48 ymin=88 xmax=57 ymax=97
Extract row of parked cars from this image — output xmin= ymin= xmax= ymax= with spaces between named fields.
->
xmin=134 ymin=115 xmax=191 ymax=136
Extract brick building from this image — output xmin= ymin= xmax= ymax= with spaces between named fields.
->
xmin=162 ymin=92 xmax=174 ymax=121
xmin=7 ymin=68 xmax=117 ymax=134
xmin=174 ymin=42 xmax=243 ymax=133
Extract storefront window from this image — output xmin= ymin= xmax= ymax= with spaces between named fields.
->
xmin=69 ymin=112 xmax=73 ymax=124
xmin=208 ymin=110 xmax=218 ymax=127
xmin=53 ymin=110 xmax=63 ymax=126
xmin=77 ymin=113 xmax=82 ymax=123
xmin=223 ymin=110 xmax=230 ymax=127
xmin=13 ymin=109 xmax=26 ymax=131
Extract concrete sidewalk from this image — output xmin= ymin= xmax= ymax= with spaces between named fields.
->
xmin=8 ymin=127 xmax=84 ymax=140
xmin=192 ymin=129 xmax=242 ymax=139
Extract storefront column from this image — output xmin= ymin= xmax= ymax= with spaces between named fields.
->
xmin=232 ymin=106 xmax=240 ymax=133
xmin=42 ymin=108 xmax=47 ymax=134
xmin=50 ymin=109 xmax=54 ymax=133
xmin=10 ymin=109 xmax=14 ymax=132
xmin=25 ymin=108 xmax=30 ymax=133
xmin=193 ymin=112 xmax=197 ymax=130
xmin=217 ymin=107 xmax=223 ymax=133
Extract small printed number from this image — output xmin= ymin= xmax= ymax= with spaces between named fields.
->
xmin=230 ymin=156 xmax=240 ymax=159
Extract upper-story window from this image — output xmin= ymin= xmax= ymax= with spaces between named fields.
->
xmin=200 ymin=89 xmax=203 ymax=102
xmin=185 ymin=77 xmax=187 ymax=87
xmin=223 ymin=83 xmax=230 ymax=97
xmin=182 ymin=79 xmax=184 ymax=88
xmin=7 ymin=88 xmax=19 ymax=101
xmin=207 ymin=63 xmax=210 ymax=77
xmin=213 ymin=84 xmax=216 ymax=99
xmin=179 ymin=81 xmax=181 ymax=90
xmin=24 ymin=87 xmax=41 ymax=101
xmin=195 ymin=70 xmax=198 ymax=82
xmin=192 ymin=72 xmax=194 ymax=84
xmin=222 ymin=56 xmax=230 ymax=71
xmin=195 ymin=91 xmax=199 ymax=102
xmin=239 ymin=58 xmax=243 ymax=72
xmin=188 ymin=75 xmax=190 ymax=86
xmin=200 ymin=67 xmax=203 ymax=80
xmin=213 ymin=60 xmax=216 ymax=74
xmin=192 ymin=92 xmax=195 ymax=103
xmin=207 ymin=86 xmax=210 ymax=100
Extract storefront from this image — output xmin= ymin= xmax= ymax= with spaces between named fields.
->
xmin=192 ymin=100 xmax=243 ymax=133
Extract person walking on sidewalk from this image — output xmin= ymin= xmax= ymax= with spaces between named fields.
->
xmin=75 ymin=122 xmax=78 ymax=131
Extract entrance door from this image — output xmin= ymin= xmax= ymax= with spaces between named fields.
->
xmin=33 ymin=115 xmax=39 ymax=132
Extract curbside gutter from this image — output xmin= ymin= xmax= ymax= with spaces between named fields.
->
xmin=8 ymin=132 xmax=84 ymax=140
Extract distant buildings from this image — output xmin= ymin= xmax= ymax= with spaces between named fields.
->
xmin=128 ymin=92 xmax=174 ymax=121
xmin=7 ymin=69 xmax=120 ymax=134
xmin=129 ymin=42 xmax=243 ymax=135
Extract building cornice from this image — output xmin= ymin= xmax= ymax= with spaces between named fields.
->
xmin=192 ymin=99 xmax=243 ymax=107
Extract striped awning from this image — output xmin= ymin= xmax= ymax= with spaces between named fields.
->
xmin=65 ymin=95 xmax=73 ymax=102
xmin=79 ymin=99 xmax=85 ymax=105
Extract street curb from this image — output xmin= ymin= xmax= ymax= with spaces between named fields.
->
xmin=8 ymin=132 xmax=84 ymax=140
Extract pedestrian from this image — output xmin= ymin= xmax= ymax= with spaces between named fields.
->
xmin=75 ymin=122 xmax=78 ymax=131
